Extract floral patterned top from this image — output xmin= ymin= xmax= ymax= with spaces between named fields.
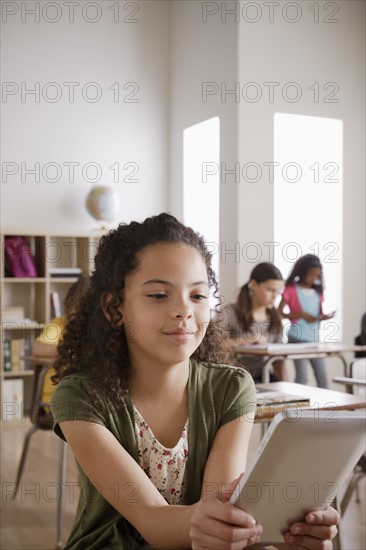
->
xmin=133 ymin=405 xmax=189 ymax=505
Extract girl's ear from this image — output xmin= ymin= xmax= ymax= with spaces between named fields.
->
xmin=248 ymin=279 xmax=257 ymax=290
xmin=101 ymin=293 xmax=123 ymax=326
xmin=101 ymin=293 xmax=113 ymax=321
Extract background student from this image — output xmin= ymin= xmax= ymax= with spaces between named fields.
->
xmin=220 ymin=262 xmax=288 ymax=382
xmin=355 ymin=312 xmax=366 ymax=357
xmin=278 ymin=254 xmax=335 ymax=388
xmin=51 ymin=214 xmax=339 ymax=549
xmin=32 ymin=276 xmax=90 ymax=404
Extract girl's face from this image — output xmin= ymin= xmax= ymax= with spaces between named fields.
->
xmin=301 ymin=266 xmax=322 ymax=287
xmin=119 ymin=243 xmax=211 ymax=371
xmin=250 ymin=279 xmax=284 ymax=308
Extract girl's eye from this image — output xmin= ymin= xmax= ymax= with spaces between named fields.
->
xmin=192 ymin=294 xmax=208 ymax=301
xmin=147 ymin=293 xmax=167 ymax=300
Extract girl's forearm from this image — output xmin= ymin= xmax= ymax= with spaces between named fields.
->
xmin=138 ymin=502 xmax=197 ymax=549
xmin=281 ymin=311 xmax=303 ymax=320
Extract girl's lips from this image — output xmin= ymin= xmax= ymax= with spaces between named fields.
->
xmin=164 ymin=331 xmax=195 ymax=343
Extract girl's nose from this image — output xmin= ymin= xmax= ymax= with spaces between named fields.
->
xmin=175 ymin=311 xmax=193 ymax=319
xmin=172 ymin=301 xmax=193 ymax=319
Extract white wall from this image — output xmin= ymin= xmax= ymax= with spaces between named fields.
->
xmin=169 ymin=1 xmax=366 ymax=349
xmin=1 ymin=0 xmax=170 ymax=230
xmin=2 ymin=0 xmax=365 ymax=349
xmin=237 ymin=0 xmax=365 ymax=346
xmin=169 ymin=0 xmax=239 ymax=303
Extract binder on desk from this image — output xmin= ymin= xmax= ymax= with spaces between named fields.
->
xmin=256 ymin=387 xmax=310 ymax=417
xmin=236 ymin=342 xmax=346 ymax=353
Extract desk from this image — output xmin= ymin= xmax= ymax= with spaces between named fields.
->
xmin=234 ymin=343 xmax=366 ymax=384
xmin=256 ymin=381 xmax=366 ymax=422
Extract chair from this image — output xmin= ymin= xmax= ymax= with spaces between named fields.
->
xmin=331 ymin=358 xmax=366 ymax=550
xmin=333 ymin=358 xmax=366 ymax=515
xmin=12 ymin=360 xmax=68 ymax=550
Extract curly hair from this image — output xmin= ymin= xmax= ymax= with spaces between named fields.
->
xmin=52 ymin=213 xmax=230 ymax=404
xmin=63 ymin=276 xmax=90 ymax=317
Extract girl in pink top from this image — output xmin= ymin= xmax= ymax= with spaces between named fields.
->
xmin=278 ymin=255 xmax=335 ymax=388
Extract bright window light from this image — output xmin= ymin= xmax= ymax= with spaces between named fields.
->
xmin=183 ymin=117 xmax=220 ymax=289
xmin=274 ymin=113 xmax=343 ymax=342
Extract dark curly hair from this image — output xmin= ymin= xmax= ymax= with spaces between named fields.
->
xmin=52 ymin=213 xmax=230 ymax=404
xmin=285 ymin=254 xmax=324 ymax=294
xmin=63 ymin=276 xmax=90 ymax=317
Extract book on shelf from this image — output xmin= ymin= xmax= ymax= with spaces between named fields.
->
xmin=2 ymin=378 xmax=24 ymax=421
xmin=23 ymin=338 xmax=32 ymax=370
xmin=3 ymin=340 xmax=12 ymax=372
xmin=3 ymin=320 xmax=41 ymax=329
xmin=3 ymin=306 xmax=25 ymax=321
xmin=49 ymin=267 xmax=82 ymax=277
xmin=255 ymin=387 xmax=310 ymax=417
xmin=3 ymin=306 xmax=38 ymax=329
xmin=3 ymin=337 xmax=32 ymax=372
xmin=10 ymin=339 xmax=23 ymax=371
xmin=50 ymin=291 xmax=62 ymax=318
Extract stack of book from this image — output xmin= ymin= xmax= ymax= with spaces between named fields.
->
xmin=256 ymin=388 xmax=310 ymax=419
xmin=3 ymin=339 xmax=32 ymax=372
xmin=2 ymin=306 xmax=37 ymax=329
xmin=3 ymin=307 xmax=33 ymax=372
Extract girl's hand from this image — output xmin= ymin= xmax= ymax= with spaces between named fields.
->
xmin=254 ymin=335 xmax=268 ymax=345
xmin=190 ymin=479 xmax=263 ymax=549
xmin=302 ymin=312 xmax=317 ymax=323
xmin=237 ymin=336 xmax=267 ymax=346
xmin=282 ymin=506 xmax=339 ymax=549
xmin=320 ymin=311 xmax=336 ymax=321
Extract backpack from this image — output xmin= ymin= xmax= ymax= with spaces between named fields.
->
xmin=4 ymin=236 xmax=37 ymax=278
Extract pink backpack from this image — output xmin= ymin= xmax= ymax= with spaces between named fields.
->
xmin=4 ymin=236 xmax=37 ymax=277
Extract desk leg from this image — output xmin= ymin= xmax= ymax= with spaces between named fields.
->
xmin=338 ymin=354 xmax=349 ymax=377
xmin=261 ymin=358 xmax=273 ymax=383
xmin=331 ymin=496 xmax=342 ymax=550
xmin=56 ymin=440 xmax=68 ymax=550
xmin=337 ymin=354 xmax=353 ymax=394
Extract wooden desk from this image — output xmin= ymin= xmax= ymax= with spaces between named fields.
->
xmin=256 ymin=381 xmax=366 ymax=422
xmin=27 ymin=355 xmax=56 ymax=368
xmin=234 ymin=343 xmax=366 ymax=383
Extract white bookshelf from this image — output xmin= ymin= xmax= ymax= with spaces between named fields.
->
xmin=0 ymin=229 xmax=105 ymax=418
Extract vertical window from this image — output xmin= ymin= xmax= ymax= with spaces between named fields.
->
xmin=183 ymin=117 xmax=220 ymax=285
xmin=274 ymin=113 xmax=343 ymax=342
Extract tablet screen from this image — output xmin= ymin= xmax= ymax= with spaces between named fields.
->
xmin=230 ymin=410 xmax=366 ymax=543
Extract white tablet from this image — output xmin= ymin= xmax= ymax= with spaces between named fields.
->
xmin=230 ymin=410 xmax=366 ymax=544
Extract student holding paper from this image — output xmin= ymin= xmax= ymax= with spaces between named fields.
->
xmin=32 ymin=276 xmax=90 ymax=403
xmin=278 ymin=254 xmax=335 ymax=388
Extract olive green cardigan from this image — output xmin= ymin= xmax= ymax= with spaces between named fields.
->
xmin=51 ymin=360 xmax=256 ymax=549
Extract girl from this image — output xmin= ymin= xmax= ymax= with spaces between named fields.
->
xmin=278 ymin=254 xmax=335 ymax=388
xmin=51 ymin=214 xmax=338 ymax=549
xmin=221 ymin=262 xmax=288 ymax=382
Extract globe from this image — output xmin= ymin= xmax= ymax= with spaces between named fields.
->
xmin=85 ymin=185 xmax=119 ymax=223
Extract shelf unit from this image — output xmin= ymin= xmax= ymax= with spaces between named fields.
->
xmin=1 ymin=229 xmax=105 ymax=419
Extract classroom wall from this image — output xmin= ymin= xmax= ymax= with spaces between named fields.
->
xmin=169 ymin=1 xmax=365 ymax=350
xmin=1 ymin=0 xmax=170 ymax=230
xmin=236 ymin=0 xmax=365 ymax=346
xmin=169 ymin=0 xmax=239 ymax=303
xmin=2 ymin=0 xmax=365 ymax=350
